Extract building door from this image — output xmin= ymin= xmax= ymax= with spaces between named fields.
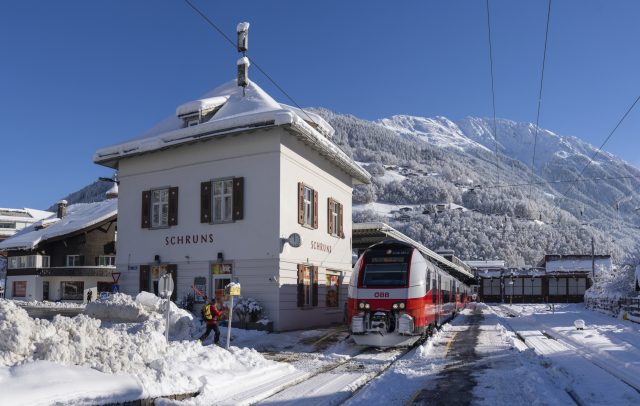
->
xmin=43 ymin=281 xmax=49 ymax=301
xmin=211 ymin=262 xmax=232 ymax=320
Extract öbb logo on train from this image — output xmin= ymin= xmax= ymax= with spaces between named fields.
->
xmin=374 ymin=291 xmax=390 ymax=298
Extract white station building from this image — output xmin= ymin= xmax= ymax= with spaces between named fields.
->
xmin=94 ymin=75 xmax=370 ymax=330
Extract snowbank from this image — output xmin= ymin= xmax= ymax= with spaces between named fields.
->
xmin=0 ymin=296 xmax=294 ymax=403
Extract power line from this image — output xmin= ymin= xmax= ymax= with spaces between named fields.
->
xmin=471 ymin=174 xmax=640 ymax=190
xmin=182 ymin=0 xmax=320 ymax=127
xmin=546 ymin=93 xmax=640 ymax=224
xmin=485 ymin=0 xmax=500 ymax=182
xmin=530 ymin=0 xmax=552 ymax=197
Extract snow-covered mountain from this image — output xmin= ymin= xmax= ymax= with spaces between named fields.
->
xmin=314 ymin=109 xmax=640 ymax=266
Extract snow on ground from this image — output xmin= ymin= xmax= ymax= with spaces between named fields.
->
xmin=346 ymin=303 xmax=574 ymax=405
xmin=14 ymin=299 xmax=85 ymax=309
xmin=0 ymin=295 xmax=297 ymax=405
xmin=495 ymin=303 xmax=640 ymax=404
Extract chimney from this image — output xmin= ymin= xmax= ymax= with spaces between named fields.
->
xmin=57 ymin=200 xmax=67 ymax=219
xmin=105 ymin=183 xmax=118 ymax=199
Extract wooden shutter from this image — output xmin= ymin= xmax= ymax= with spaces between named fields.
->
xmin=167 ymin=264 xmax=178 ymax=301
xmin=79 ymin=256 xmax=85 ymax=266
xmin=297 ymin=183 xmax=304 ymax=225
xmin=200 ymin=181 xmax=211 ymax=223
xmin=312 ymin=266 xmax=319 ymax=307
xmin=233 ymin=177 xmax=244 ymax=220
xmin=327 ymin=198 xmax=334 ymax=235
xmin=141 ymin=190 xmax=151 ymax=228
xmin=168 ymin=187 xmax=179 ymax=226
xmin=338 ymin=202 xmax=344 ymax=238
xmin=297 ymin=264 xmax=305 ymax=307
xmin=313 ymin=190 xmax=318 ymax=229
xmin=139 ymin=265 xmax=150 ymax=293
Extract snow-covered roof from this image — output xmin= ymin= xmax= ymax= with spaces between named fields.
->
xmin=545 ymin=258 xmax=612 ymax=274
xmin=0 ymin=200 xmax=117 ymax=251
xmin=94 ymin=79 xmax=368 ymax=184
xmin=0 ymin=208 xmax=54 ymax=223
xmin=465 ymin=260 xmax=506 ymax=269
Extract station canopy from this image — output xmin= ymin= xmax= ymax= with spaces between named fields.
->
xmin=352 ymin=222 xmax=476 ymax=284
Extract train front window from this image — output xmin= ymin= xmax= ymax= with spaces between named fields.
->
xmin=362 ymin=263 xmax=408 ymax=287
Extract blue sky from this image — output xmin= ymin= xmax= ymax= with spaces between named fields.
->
xmin=1 ymin=1 xmax=639 ymax=210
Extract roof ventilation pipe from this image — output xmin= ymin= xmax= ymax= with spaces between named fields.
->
xmin=57 ymin=200 xmax=68 ymax=219
xmin=236 ymin=22 xmax=250 ymax=95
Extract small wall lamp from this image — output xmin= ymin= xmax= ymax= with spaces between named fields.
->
xmin=217 ymin=252 xmax=224 ymax=263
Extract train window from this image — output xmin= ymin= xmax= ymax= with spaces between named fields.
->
xmin=362 ymin=263 xmax=408 ymax=287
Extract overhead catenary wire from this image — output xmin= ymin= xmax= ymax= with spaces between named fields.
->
xmin=485 ymin=0 xmax=500 ymax=182
xmin=182 ymin=0 xmax=320 ymax=128
xmin=473 ymin=173 xmax=640 ymax=190
xmin=529 ymin=0 xmax=552 ymax=198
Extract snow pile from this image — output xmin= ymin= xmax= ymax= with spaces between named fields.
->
xmin=0 ymin=296 xmax=294 ymax=403
xmin=84 ymin=292 xmax=151 ymax=322
xmin=15 ymin=299 xmax=85 ymax=309
xmin=84 ymin=292 xmax=197 ymax=340
xmin=585 ymin=264 xmax=637 ymax=301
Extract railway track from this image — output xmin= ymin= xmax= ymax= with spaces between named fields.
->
xmin=257 ymin=345 xmax=417 ymax=405
xmin=492 ymin=305 xmax=640 ymax=400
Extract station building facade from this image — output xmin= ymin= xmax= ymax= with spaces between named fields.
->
xmin=94 ymin=79 xmax=370 ymax=331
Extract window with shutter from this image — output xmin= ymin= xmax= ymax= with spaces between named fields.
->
xmin=141 ymin=190 xmax=151 ymax=228
xmin=233 ymin=177 xmax=244 ymax=220
xmin=297 ymin=183 xmax=304 ymax=225
xmin=150 ymin=188 xmax=169 ymax=228
xmin=338 ymin=202 xmax=344 ymax=238
xmin=300 ymin=184 xmax=317 ymax=228
xmin=313 ymin=190 xmax=318 ymax=229
xmin=168 ymin=187 xmax=178 ymax=226
xmin=297 ymin=264 xmax=305 ymax=307
xmin=327 ymin=198 xmax=334 ymax=235
xmin=201 ymin=181 xmax=212 ymax=223
xmin=328 ymin=199 xmax=343 ymax=238
xmin=202 ymin=177 xmax=244 ymax=223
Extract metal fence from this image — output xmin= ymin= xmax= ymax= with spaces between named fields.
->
xmin=585 ymin=297 xmax=640 ymax=317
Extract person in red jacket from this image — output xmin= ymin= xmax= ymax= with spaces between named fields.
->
xmin=199 ymin=296 xmax=223 ymax=344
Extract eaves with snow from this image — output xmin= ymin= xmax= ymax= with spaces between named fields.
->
xmin=94 ymin=79 xmax=370 ymax=184
xmin=0 ymin=200 xmax=117 ymax=251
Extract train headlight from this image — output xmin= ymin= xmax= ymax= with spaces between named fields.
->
xmin=392 ymin=303 xmax=399 ymax=309
xmin=359 ymin=302 xmax=365 ymax=309
xmin=399 ymin=302 xmax=406 ymax=309
xmin=365 ymin=303 xmax=371 ymax=310
xmin=392 ymin=302 xmax=405 ymax=310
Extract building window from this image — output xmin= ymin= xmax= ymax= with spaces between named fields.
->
xmin=326 ymin=272 xmax=340 ymax=308
xmin=151 ymin=188 xmax=169 ymax=228
xmin=98 ymin=256 xmax=116 ymax=266
xmin=212 ymin=179 xmax=233 ymax=222
xmin=13 ymin=281 xmax=27 ymax=297
xmin=568 ymin=278 xmax=586 ymax=295
xmin=66 ymin=255 xmax=82 ymax=267
xmin=327 ymin=198 xmax=343 ymax=237
xmin=0 ymin=222 xmax=16 ymax=229
xmin=549 ymin=278 xmax=567 ymax=295
xmin=61 ymin=281 xmax=84 ymax=300
xmin=297 ymin=183 xmax=318 ymax=228
xmin=186 ymin=117 xmax=199 ymax=127
xmin=201 ymin=178 xmax=244 ymax=223
xmin=297 ymin=264 xmax=318 ymax=307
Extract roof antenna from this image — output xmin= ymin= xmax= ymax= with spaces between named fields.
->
xmin=236 ymin=22 xmax=250 ymax=96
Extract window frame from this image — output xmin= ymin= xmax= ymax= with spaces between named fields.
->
xmin=211 ymin=178 xmax=234 ymax=223
xmin=61 ymin=281 xmax=84 ymax=300
xmin=98 ymin=255 xmax=116 ymax=266
xmin=303 ymin=186 xmax=314 ymax=227
xmin=66 ymin=255 xmax=82 ymax=267
xmin=13 ymin=281 xmax=27 ymax=297
xmin=325 ymin=271 xmax=341 ymax=309
xmin=150 ymin=187 xmax=170 ymax=228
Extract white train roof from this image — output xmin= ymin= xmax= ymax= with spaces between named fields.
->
xmin=352 ymin=222 xmax=475 ymax=283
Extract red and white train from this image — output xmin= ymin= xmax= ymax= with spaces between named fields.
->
xmin=348 ymin=240 xmax=471 ymax=347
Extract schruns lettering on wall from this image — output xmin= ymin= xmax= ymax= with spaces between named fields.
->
xmin=164 ymin=234 xmax=215 ymax=246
